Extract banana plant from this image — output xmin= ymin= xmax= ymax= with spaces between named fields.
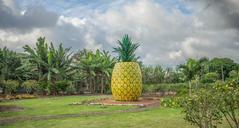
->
xmin=23 ymin=37 xmax=73 ymax=94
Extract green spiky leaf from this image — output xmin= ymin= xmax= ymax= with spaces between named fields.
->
xmin=113 ymin=34 xmax=140 ymax=62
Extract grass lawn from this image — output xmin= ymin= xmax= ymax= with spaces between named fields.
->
xmin=0 ymin=95 xmax=229 ymax=128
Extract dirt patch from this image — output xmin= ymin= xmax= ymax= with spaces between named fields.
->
xmin=89 ymin=97 xmax=160 ymax=107
xmin=0 ymin=105 xmax=24 ymax=112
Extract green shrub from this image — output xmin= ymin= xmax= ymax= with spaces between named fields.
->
xmin=55 ymin=80 xmax=71 ymax=93
xmin=21 ymin=80 xmax=38 ymax=94
xmin=214 ymin=79 xmax=239 ymax=128
xmin=66 ymin=84 xmax=76 ymax=94
xmin=181 ymin=89 xmax=222 ymax=128
xmin=160 ymin=97 xmax=181 ymax=108
xmin=228 ymin=70 xmax=239 ymax=81
xmin=2 ymin=80 xmax=19 ymax=94
xmin=201 ymin=72 xmax=219 ymax=83
xmin=36 ymin=81 xmax=48 ymax=95
xmin=142 ymin=83 xmax=188 ymax=96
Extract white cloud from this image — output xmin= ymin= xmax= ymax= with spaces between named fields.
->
xmin=58 ymin=15 xmax=86 ymax=27
xmin=0 ymin=29 xmax=45 ymax=51
xmin=1 ymin=0 xmax=239 ymax=66
xmin=84 ymin=33 xmax=102 ymax=51
xmin=169 ymin=50 xmax=182 ymax=60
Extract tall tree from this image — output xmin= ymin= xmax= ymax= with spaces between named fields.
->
xmin=178 ymin=58 xmax=200 ymax=96
xmin=209 ymin=58 xmax=237 ymax=81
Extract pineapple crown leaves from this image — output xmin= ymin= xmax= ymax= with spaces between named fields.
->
xmin=113 ymin=34 xmax=140 ymax=62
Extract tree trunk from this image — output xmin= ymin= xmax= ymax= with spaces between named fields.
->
xmin=189 ymin=80 xmax=192 ymax=96
xmin=90 ymin=77 xmax=94 ymax=94
xmin=93 ymin=76 xmax=96 ymax=93
xmin=101 ymin=76 xmax=104 ymax=94
xmin=221 ymin=65 xmax=224 ymax=82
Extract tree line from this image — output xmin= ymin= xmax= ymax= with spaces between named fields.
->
xmin=0 ymin=37 xmax=239 ymax=95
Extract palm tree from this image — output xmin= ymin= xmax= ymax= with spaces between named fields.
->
xmin=178 ymin=58 xmax=200 ymax=96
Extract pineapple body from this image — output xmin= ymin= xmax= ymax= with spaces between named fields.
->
xmin=111 ymin=62 xmax=142 ymax=101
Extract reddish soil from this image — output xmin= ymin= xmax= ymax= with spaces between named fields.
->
xmin=90 ymin=97 xmax=160 ymax=107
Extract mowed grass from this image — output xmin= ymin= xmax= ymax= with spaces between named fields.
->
xmin=0 ymin=96 xmax=229 ymax=128
xmin=0 ymin=95 xmax=132 ymax=117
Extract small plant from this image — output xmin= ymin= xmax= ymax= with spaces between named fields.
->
xmin=2 ymin=80 xmax=19 ymax=94
xmin=160 ymin=97 xmax=181 ymax=108
xmin=55 ymin=80 xmax=71 ymax=93
xmin=113 ymin=34 xmax=140 ymax=62
xmin=22 ymin=80 xmax=38 ymax=94
xmin=36 ymin=81 xmax=48 ymax=95
xmin=66 ymin=84 xmax=76 ymax=95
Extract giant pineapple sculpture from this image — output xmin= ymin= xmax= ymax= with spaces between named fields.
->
xmin=111 ymin=34 xmax=142 ymax=101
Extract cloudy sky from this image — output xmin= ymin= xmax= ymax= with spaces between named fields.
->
xmin=0 ymin=0 xmax=239 ymax=66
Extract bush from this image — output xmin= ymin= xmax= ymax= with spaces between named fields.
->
xmin=55 ymin=80 xmax=71 ymax=93
xmin=201 ymin=72 xmax=219 ymax=83
xmin=181 ymin=89 xmax=222 ymax=128
xmin=66 ymin=84 xmax=77 ymax=94
xmin=36 ymin=81 xmax=48 ymax=95
xmin=2 ymin=80 xmax=19 ymax=94
xmin=214 ymin=80 xmax=239 ymax=128
xmin=142 ymin=83 xmax=188 ymax=96
xmin=160 ymin=97 xmax=181 ymax=108
xmin=21 ymin=80 xmax=38 ymax=94
xmin=228 ymin=70 xmax=239 ymax=80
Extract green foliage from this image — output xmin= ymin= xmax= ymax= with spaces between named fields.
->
xmin=181 ymin=89 xmax=222 ymax=128
xmin=23 ymin=37 xmax=73 ymax=94
xmin=201 ymin=72 xmax=219 ymax=83
xmin=66 ymin=84 xmax=77 ymax=94
xmin=36 ymin=81 xmax=48 ymax=95
xmin=178 ymin=58 xmax=200 ymax=81
xmin=228 ymin=70 xmax=239 ymax=80
xmin=113 ymin=34 xmax=140 ymax=62
xmin=160 ymin=97 xmax=181 ymax=108
xmin=214 ymin=80 xmax=239 ymax=128
xmin=73 ymin=49 xmax=116 ymax=94
xmin=21 ymin=80 xmax=38 ymax=94
xmin=55 ymin=80 xmax=71 ymax=93
xmin=142 ymin=65 xmax=183 ymax=84
xmin=142 ymin=65 xmax=165 ymax=84
xmin=2 ymin=80 xmax=19 ymax=94
xmin=209 ymin=58 xmax=237 ymax=81
xmin=0 ymin=47 xmax=22 ymax=81
xmin=142 ymin=83 xmax=188 ymax=96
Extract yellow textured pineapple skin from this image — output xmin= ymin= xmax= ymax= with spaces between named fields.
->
xmin=111 ymin=62 xmax=142 ymax=101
